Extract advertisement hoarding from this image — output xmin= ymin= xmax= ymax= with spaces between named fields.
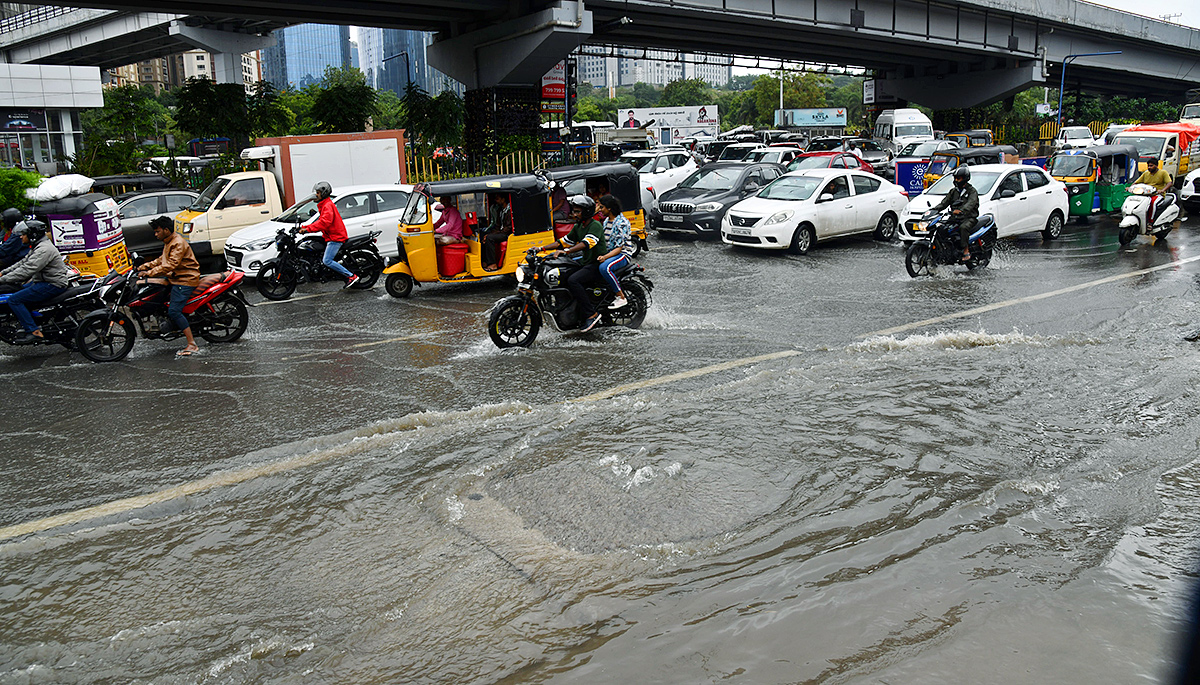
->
xmin=541 ymin=61 xmax=565 ymax=100
xmin=1 ymin=109 xmax=47 ymax=131
xmin=627 ymin=106 xmax=719 ymax=145
xmin=895 ymin=160 xmax=928 ymax=197
xmin=774 ymin=108 xmax=847 ymax=127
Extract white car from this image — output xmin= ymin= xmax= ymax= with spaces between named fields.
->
xmin=620 ymin=149 xmax=699 ymax=213
xmin=720 ymin=168 xmax=910 ymax=254
xmin=743 ymin=147 xmax=802 ymax=165
xmin=223 ymin=184 xmax=413 ymax=277
xmin=1181 ymin=168 xmax=1200 ymax=208
xmin=898 ymin=164 xmax=1068 ymax=242
xmin=1053 ymin=126 xmax=1096 ymax=150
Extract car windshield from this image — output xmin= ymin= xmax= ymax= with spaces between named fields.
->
xmin=403 ymin=193 xmax=430 ymax=225
xmin=187 ymin=177 xmax=229 ymax=212
xmin=620 ymin=154 xmax=658 ymax=172
xmin=718 ymin=146 xmax=755 ymax=161
xmin=847 ymin=140 xmax=883 ymax=152
xmin=275 ymin=195 xmax=319 ymax=223
xmin=679 ymin=167 xmax=741 ymax=190
xmin=744 ymin=150 xmax=777 ymax=162
xmin=787 ymin=156 xmax=832 ymax=171
xmin=757 ymin=175 xmax=822 ymax=201
xmin=895 ymin=124 xmax=933 ymax=138
xmin=806 ymin=139 xmax=841 ymax=152
xmin=925 ymin=171 xmax=1001 ymax=196
xmin=901 ymin=142 xmax=944 ymax=157
xmin=1064 ymin=129 xmax=1092 ymax=140
xmin=1113 ymin=135 xmax=1167 ymax=159
xmin=1049 ymin=155 xmax=1094 ymax=177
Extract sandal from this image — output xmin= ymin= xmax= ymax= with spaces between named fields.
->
xmin=176 ymin=345 xmax=200 ymax=357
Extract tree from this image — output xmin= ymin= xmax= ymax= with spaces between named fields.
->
xmin=0 ymin=168 xmax=41 ymax=211
xmin=81 ymin=85 xmax=171 ymax=144
xmin=751 ymin=73 xmax=829 ymax=126
xmin=311 ymin=67 xmax=378 ymax=133
xmin=631 ymin=82 xmax=661 ymax=107
xmin=277 ymin=86 xmax=320 ymax=135
xmin=175 ymin=77 xmax=250 ymax=146
xmin=827 ymin=78 xmax=865 ymax=131
xmin=374 ymin=90 xmax=405 ymax=131
xmin=659 ymin=78 xmax=711 ymax=107
xmin=246 ymin=81 xmax=295 ymax=139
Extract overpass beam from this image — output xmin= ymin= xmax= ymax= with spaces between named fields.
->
xmin=427 ymin=0 xmax=592 ymax=89
xmin=878 ymin=62 xmax=1045 ymax=110
xmin=168 ymin=21 xmax=274 ymax=84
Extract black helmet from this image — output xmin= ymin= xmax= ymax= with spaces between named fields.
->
xmin=567 ymin=194 xmax=594 ymax=214
xmin=313 ymin=181 xmax=332 ymax=200
xmin=953 ymin=166 xmax=971 ymax=184
xmin=1 ymin=208 xmax=21 ymax=229
xmin=23 ymin=219 xmax=47 ymax=242
xmin=149 ymin=215 xmax=174 ymax=232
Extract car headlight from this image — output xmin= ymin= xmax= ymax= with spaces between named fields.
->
xmin=765 ymin=210 xmax=794 ymax=225
xmin=179 ymin=222 xmax=193 ymax=234
xmin=695 ymin=202 xmax=723 ymax=212
xmin=243 ymin=237 xmax=275 ymax=251
xmin=650 ymin=199 xmax=659 ymax=211
xmin=515 ymin=265 xmax=527 ymax=283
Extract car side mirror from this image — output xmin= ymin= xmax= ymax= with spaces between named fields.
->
xmin=817 ymin=193 xmax=834 ymax=203
xmin=1000 ymin=189 xmax=1016 ymax=199
xmin=744 ymin=183 xmax=761 ymax=194
xmin=656 ymin=165 xmax=668 ymax=173
xmin=215 ymin=199 xmax=227 ymax=210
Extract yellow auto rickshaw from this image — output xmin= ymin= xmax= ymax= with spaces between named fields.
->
xmin=383 ymin=174 xmax=556 ymax=298
xmin=945 ymin=129 xmax=994 ymax=147
xmin=923 ymin=145 xmax=1018 ymax=188
xmin=540 ymin=162 xmax=650 ymax=256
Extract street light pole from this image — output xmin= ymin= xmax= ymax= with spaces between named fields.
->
xmin=383 ymin=51 xmax=412 ymax=89
xmin=1056 ymin=51 xmax=1121 ymax=129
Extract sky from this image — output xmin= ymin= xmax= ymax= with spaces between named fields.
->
xmin=1090 ymin=0 xmax=1199 ymax=28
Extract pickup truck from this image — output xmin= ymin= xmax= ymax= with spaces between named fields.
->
xmin=173 ymin=171 xmax=283 ymax=260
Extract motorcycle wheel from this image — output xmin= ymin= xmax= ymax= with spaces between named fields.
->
xmin=1118 ymin=227 xmax=1137 ymax=245
xmin=488 ymin=299 xmax=541 ymax=348
xmin=905 ymin=241 xmax=936 ymax=278
xmin=385 ymin=273 xmax=414 ymax=298
xmin=345 ymin=251 xmax=383 ymax=289
xmin=603 ymin=279 xmax=651 ymax=329
xmin=257 ymin=263 xmax=298 ymax=301
xmin=75 ymin=312 xmax=136 ymax=363
xmin=199 ymin=297 xmax=249 ymax=343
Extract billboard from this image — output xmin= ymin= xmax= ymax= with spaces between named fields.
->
xmin=628 ymin=106 xmax=719 ymax=145
xmin=895 ymin=160 xmax=928 ymax=197
xmin=541 ymin=61 xmax=565 ymax=100
xmin=774 ymin=108 xmax=847 ymax=127
xmin=1 ymin=109 xmax=47 ymax=131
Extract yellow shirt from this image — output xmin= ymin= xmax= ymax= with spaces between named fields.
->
xmin=1133 ymin=168 xmax=1173 ymax=193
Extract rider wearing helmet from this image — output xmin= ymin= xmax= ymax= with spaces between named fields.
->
xmin=0 ymin=219 xmax=71 ymax=344
xmin=0 ymin=207 xmax=29 ymax=268
xmin=299 ymin=181 xmax=358 ymax=288
xmin=536 ymin=195 xmax=608 ymax=331
xmin=930 ymin=166 xmax=979 ymax=263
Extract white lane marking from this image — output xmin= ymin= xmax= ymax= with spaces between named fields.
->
xmin=252 ymin=292 xmax=336 ymax=306
xmin=6 ymin=256 xmax=1200 ymax=542
xmin=278 ymin=333 xmax=442 ymax=360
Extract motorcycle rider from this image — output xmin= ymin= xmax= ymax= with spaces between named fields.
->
xmin=0 ymin=208 xmax=29 ymax=268
xmin=535 ymin=195 xmax=607 ymax=332
xmin=930 ymin=166 xmax=979 ymax=263
xmin=138 ymin=216 xmax=201 ymax=356
xmin=0 ymin=220 xmax=70 ymax=344
xmin=300 ymin=181 xmax=359 ymax=288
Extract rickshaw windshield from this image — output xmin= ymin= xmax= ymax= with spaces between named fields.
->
xmin=1049 ymin=155 xmax=1094 ymax=177
xmin=926 ymin=155 xmax=958 ymax=176
xmin=403 ymin=193 xmax=430 ymax=225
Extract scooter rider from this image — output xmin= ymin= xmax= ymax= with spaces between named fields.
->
xmin=930 ymin=166 xmax=979 ymax=263
xmin=1130 ymin=158 xmax=1175 ymax=225
xmin=0 ymin=208 xmax=29 ymax=268
xmin=301 ymin=181 xmax=358 ymax=288
xmin=0 ymin=220 xmax=70 ymax=344
xmin=535 ymin=195 xmax=607 ymax=332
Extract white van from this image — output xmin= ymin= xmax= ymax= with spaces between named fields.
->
xmin=873 ymin=108 xmax=935 ymax=156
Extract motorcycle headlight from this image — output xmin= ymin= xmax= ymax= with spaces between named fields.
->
xmin=244 ymin=237 xmax=275 ymax=251
xmin=765 ymin=210 xmax=794 ymax=225
xmin=694 ymin=202 xmax=723 ymax=212
xmin=515 ymin=265 xmax=527 ymax=283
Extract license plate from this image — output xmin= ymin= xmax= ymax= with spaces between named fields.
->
xmin=730 ymin=227 xmax=752 ymax=236
xmin=662 ymin=214 xmax=683 ymax=222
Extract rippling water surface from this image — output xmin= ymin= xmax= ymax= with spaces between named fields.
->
xmin=3 ymin=228 xmax=1200 ymax=683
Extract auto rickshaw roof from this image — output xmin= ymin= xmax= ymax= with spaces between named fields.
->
xmin=931 ymin=144 xmax=1016 ymax=160
xmin=947 ymin=129 xmax=993 ymax=136
xmin=540 ymin=162 xmax=638 ymax=184
xmin=1055 ymin=144 xmax=1140 ymax=160
xmin=414 ymin=173 xmax=548 ymax=199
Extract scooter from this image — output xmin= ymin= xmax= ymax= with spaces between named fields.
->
xmin=1119 ymin=183 xmax=1184 ymax=245
xmin=904 ymin=208 xmax=999 ymax=278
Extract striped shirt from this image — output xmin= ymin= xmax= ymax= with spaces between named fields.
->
xmin=603 ymin=214 xmax=635 ymax=257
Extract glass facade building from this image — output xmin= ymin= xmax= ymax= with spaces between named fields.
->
xmin=356 ymin=27 xmax=462 ymax=96
xmin=261 ymin=24 xmax=354 ymax=90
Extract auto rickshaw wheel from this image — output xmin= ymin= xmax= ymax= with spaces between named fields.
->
xmin=385 ymin=273 xmax=414 ymax=298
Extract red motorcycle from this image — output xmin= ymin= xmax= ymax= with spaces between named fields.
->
xmin=74 ymin=269 xmax=251 ymax=362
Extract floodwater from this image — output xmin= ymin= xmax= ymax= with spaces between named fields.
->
xmin=3 ymin=216 xmax=1200 ymax=683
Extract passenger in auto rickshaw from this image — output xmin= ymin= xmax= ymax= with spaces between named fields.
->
xmin=433 ymin=196 xmax=464 ymax=245
xmin=482 ymin=194 xmax=513 ymax=270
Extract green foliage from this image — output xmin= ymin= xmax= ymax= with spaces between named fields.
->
xmin=659 ymin=79 xmax=711 ymax=107
xmin=751 ymin=73 xmax=829 ymax=126
xmin=631 ymin=82 xmax=661 ymax=107
xmin=80 ymin=85 xmax=172 ymax=144
xmin=311 ymin=67 xmax=378 ymax=133
xmin=374 ymin=90 xmax=405 ymax=131
xmin=400 ymin=81 xmax=463 ymax=150
xmin=827 ymin=79 xmax=865 ymax=130
xmin=277 ymin=86 xmax=320 ymax=135
xmin=246 ymin=81 xmax=295 ymax=139
xmin=175 ymin=77 xmax=251 ymax=147
xmin=0 ymin=168 xmax=42 ymax=212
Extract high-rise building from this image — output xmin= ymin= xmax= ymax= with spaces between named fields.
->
xmin=261 ymin=24 xmax=354 ymax=90
xmin=577 ymin=51 xmax=732 ymax=89
xmin=356 ymin=27 xmax=462 ymax=96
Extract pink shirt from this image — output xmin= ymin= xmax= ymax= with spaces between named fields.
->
xmin=433 ymin=206 xmax=463 ymax=240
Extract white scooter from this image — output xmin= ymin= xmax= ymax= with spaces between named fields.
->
xmin=1119 ymin=183 xmax=1183 ymax=245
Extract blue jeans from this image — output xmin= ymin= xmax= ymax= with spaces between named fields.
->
xmin=322 ymin=241 xmax=354 ymax=279
xmin=6 ymin=281 xmax=66 ymax=332
xmin=600 ymin=253 xmax=630 ymax=293
xmin=167 ymin=284 xmax=195 ymax=332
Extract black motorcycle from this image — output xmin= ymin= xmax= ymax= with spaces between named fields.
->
xmin=256 ymin=226 xmax=384 ymax=301
xmin=0 ymin=278 xmax=102 ymax=350
xmin=904 ymin=208 xmax=999 ymax=278
xmin=487 ymin=248 xmax=654 ymax=348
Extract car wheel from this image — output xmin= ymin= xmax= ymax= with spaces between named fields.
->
xmin=788 ymin=224 xmax=815 ymax=255
xmin=1042 ymin=210 xmax=1064 ymax=240
xmin=874 ymin=212 xmax=898 ymax=241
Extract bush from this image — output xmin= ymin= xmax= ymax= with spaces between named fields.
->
xmin=0 ymin=168 xmax=42 ymax=211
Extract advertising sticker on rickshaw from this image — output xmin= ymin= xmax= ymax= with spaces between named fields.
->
xmin=44 ymin=195 xmax=131 ymax=277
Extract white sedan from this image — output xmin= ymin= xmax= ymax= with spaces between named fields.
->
xmin=620 ymin=149 xmax=700 ymax=211
xmin=224 ymin=184 xmax=413 ymax=277
xmin=1181 ymin=168 xmax=1200 ymax=208
xmin=898 ymin=164 xmax=1068 ymax=242
xmin=720 ymin=168 xmax=909 ymax=253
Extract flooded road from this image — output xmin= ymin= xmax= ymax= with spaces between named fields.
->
xmin=3 ymin=217 xmax=1200 ymax=683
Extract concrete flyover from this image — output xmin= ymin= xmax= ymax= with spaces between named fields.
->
xmin=4 ymin=0 xmax=1199 ymax=105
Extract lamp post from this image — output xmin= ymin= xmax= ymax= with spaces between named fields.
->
xmin=383 ymin=51 xmax=412 ymax=89
xmin=1056 ymin=51 xmax=1121 ymax=129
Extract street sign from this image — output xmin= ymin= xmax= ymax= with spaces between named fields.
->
xmin=541 ymin=100 xmax=565 ymax=114
xmin=541 ymin=62 xmax=565 ymax=100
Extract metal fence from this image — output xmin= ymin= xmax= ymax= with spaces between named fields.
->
xmin=404 ymin=149 xmax=591 ymax=183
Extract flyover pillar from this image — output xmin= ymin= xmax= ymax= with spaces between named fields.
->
xmin=168 ymin=20 xmax=274 ymax=85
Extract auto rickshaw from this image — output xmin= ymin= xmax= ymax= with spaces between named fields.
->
xmin=540 ymin=161 xmax=649 ymax=256
xmin=945 ymin=129 xmax=994 ymax=147
xmin=923 ymin=145 xmax=1018 ymax=188
xmin=1047 ymin=144 xmax=1140 ymax=221
xmin=382 ymin=174 xmax=556 ymax=298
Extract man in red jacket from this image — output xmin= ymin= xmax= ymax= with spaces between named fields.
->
xmin=301 ymin=181 xmax=358 ymax=288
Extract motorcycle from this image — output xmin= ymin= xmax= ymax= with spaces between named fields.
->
xmin=74 ymin=265 xmax=251 ymax=362
xmin=487 ymin=248 xmax=654 ymax=348
xmin=904 ymin=208 xmax=999 ymax=278
xmin=256 ymin=226 xmax=384 ymax=301
xmin=1119 ymin=183 xmax=1184 ymax=245
xmin=0 ymin=268 xmax=103 ymax=350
